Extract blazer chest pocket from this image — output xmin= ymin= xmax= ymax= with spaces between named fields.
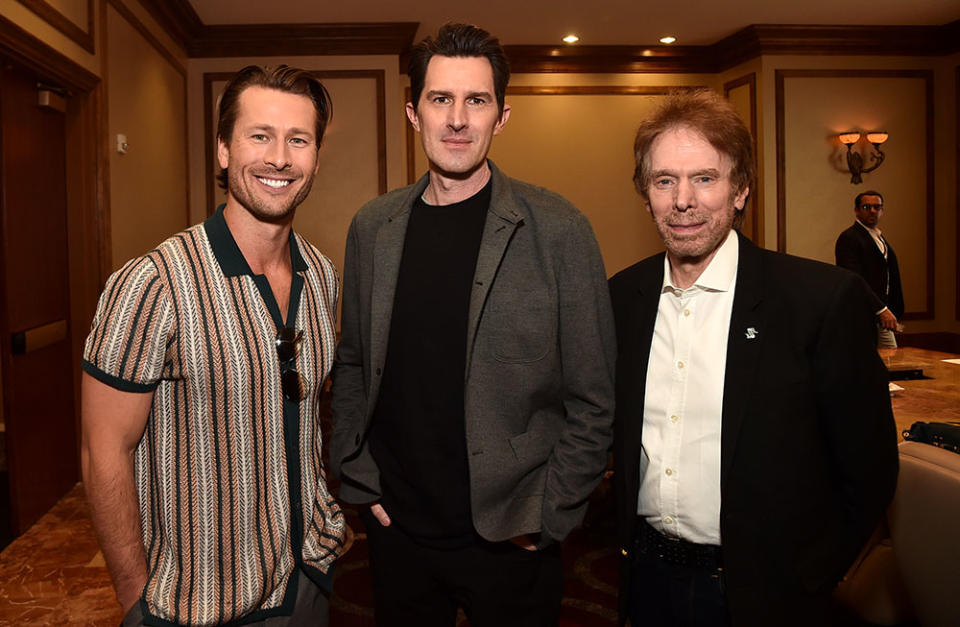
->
xmin=488 ymin=290 xmax=555 ymax=364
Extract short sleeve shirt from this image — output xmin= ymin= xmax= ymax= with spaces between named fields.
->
xmin=83 ymin=207 xmax=344 ymax=625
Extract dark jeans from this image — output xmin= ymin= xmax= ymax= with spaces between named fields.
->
xmin=121 ymin=570 xmax=329 ymax=627
xmin=362 ymin=510 xmax=563 ymax=627
xmin=627 ymin=533 xmax=729 ymax=627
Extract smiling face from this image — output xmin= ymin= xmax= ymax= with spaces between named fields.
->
xmin=645 ymin=125 xmax=749 ymax=272
xmin=406 ymin=55 xmax=510 ymax=182
xmin=217 ymin=86 xmax=320 ymax=223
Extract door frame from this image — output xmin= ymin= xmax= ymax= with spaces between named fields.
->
xmin=0 ymin=12 xmax=105 ymax=532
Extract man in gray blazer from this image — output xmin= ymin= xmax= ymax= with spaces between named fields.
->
xmin=330 ymin=23 xmax=615 ymax=626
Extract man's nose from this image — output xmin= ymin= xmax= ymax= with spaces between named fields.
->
xmin=265 ymin=141 xmax=291 ymax=169
xmin=675 ymin=179 xmax=695 ymax=210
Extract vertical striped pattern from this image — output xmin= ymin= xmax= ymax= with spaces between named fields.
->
xmin=83 ymin=224 xmax=343 ymax=624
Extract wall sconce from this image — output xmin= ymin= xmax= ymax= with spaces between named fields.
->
xmin=838 ymin=131 xmax=888 ymax=184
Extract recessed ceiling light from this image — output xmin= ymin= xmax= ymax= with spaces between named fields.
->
xmin=659 ymin=36 xmax=677 ymax=44
xmin=562 ymin=34 xmax=580 ymax=44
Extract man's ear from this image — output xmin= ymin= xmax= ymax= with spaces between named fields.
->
xmin=493 ymin=104 xmax=511 ymax=136
xmin=734 ymin=186 xmax=749 ymax=210
xmin=405 ymin=102 xmax=421 ymax=132
xmin=217 ymin=136 xmax=229 ymax=170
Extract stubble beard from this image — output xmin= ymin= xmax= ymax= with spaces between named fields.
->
xmin=655 ymin=210 xmax=735 ymax=266
xmin=227 ymin=166 xmax=316 ymax=224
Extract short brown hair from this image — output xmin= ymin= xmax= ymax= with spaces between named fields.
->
xmin=216 ymin=65 xmax=332 ymax=191
xmin=633 ymin=89 xmax=755 ymax=226
xmin=408 ymin=23 xmax=510 ymax=114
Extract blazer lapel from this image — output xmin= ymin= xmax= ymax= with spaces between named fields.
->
xmin=465 ymin=163 xmax=523 ymax=379
xmin=720 ymin=233 xmax=765 ymax=490
xmin=368 ymin=179 xmax=423 ymax=401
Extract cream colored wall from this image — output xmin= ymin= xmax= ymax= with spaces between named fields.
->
xmin=0 ymin=0 xmax=191 ymax=271
xmin=408 ymin=72 xmax=719 ymax=277
xmin=0 ymin=0 xmax=99 ymax=75
xmin=188 ymin=55 xmax=405 ymax=292
xmin=105 ymin=1 xmax=189 ymax=268
xmin=758 ymin=55 xmax=958 ymax=333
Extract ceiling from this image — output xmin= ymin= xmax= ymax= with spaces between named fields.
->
xmin=184 ymin=0 xmax=960 ymax=47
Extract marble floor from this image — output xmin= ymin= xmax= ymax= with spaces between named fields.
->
xmin=0 ymin=482 xmax=620 ymax=626
xmin=0 ymin=483 xmax=120 ymax=626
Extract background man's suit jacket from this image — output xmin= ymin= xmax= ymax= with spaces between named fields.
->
xmin=609 ymin=233 xmax=898 ymax=625
xmin=330 ymin=161 xmax=616 ymax=547
xmin=835 ymin=222 xmax=905 ymax=319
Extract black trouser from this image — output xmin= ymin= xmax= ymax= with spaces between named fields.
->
xmin=628 ymin=520 xmax=729 ymax=627
xmin=362 ymin=510 xmax=563 ymax=627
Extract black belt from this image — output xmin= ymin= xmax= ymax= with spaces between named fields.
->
xmin=634 ymin=517 xmax=723 ymax=570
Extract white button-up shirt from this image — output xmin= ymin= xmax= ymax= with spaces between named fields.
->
xmin=638 ymin=230 xmax=738 ymax=545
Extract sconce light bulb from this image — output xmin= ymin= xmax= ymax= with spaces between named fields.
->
xmin=866 ymin=132 xmax=888 ymax=145
xmin=838 ymin=132 xmax=861 ymax=146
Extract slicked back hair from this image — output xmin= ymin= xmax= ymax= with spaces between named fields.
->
xmin=408 ymin=23 xmax=510 ymax=114
xmin=216 ymin=64 xmax=332 ymax=191
xmin=633 ymin=89 xmax=755 ymax=228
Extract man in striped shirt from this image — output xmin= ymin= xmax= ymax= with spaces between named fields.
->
xmin=81 ymin=65 xmax=344 ymax=626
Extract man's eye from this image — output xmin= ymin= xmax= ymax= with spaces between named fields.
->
xmin=467 ymin=97 xmax=486 ymax=105
xmin=290 ymin=137 xmax=308 ymax=146
xmin=654 ymin=178 xmax=674 ymax=187
xmin=695 ymin=176 xmax=714 ymax=184
xmin=433 ymin=96 xmax=450 ymax=104
xmin=252 ymin=134 xmax=268 ymax=142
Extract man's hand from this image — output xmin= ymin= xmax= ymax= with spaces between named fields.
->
xmin=370 ymin=503 xmax=392 ymax=526
xmin=508 ymin=534 xmax=538 ymax=551
xmin=878 ymin=308 xmax=898 ymax=330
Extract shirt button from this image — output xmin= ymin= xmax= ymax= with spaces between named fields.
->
xmin=664 ymin=516 xmax=674 ymax=524
xmin=671 ymin=415 xmax=679 ymax=423
xmin=677 ymin=361 xmax=684 ymax=369
xmin=665 ymin=468 xmax=674 ymax=476
xmin=683 ymin=309 xmax=690 ymax=317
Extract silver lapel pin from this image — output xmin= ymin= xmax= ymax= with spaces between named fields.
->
xmin=745 ymin=327 xmax=758 ymax=339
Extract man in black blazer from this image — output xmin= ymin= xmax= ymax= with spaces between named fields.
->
xmin=609 ymin=90 xmax=898 ymax=626
xmin=835 ymin=190 xmax=905 ymax=347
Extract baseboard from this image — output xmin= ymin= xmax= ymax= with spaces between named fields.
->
xmin=899 ymin=332 xmax=960 ymax=354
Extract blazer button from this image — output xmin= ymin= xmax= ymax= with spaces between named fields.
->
xmin=376 ymin=367 xmax=382 ymax=375
xmin=621 ymin=547 xmax=628 ymax=556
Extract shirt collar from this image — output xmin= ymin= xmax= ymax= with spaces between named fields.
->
xmin=203 ymin=204 xmax=307 ymax=277
xmin=856 ymin=219 xmax=883 ymax=238
xmin=661 ymin=229 xmax=739 ymax=294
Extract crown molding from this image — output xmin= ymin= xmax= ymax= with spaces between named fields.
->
xmin=188 ymin=22 xmax=418 ymax=57
xmin=132 ymin=7 xmax=958 ymax=68
xmin=507 ymin=23 xmax=960 ymax=73
xmin=138 ymin=0 xmax=417 ymax=57
xmin=136 ymin=0 xmax=201 ymax=49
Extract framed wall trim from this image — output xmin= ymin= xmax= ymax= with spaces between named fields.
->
xmin=406 ymin=85 xmax=702 ymax=183
xmin=204 ymin=69 xmax=388 ymax=216
xmin=15 ymin=0 xmax=94 ymax=54
xmin=724 ymin=72 xmax=760 ymax=246
xmin=774 ymin=69 xmax=935 ymax=320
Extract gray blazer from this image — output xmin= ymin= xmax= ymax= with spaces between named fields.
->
xmin=330 ymin=161 xmax=616 ymax=546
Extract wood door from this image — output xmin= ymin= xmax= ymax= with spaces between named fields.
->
xmin=0 ymin=60 xmax=78 ymax=535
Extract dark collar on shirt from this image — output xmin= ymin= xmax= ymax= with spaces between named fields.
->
xmin=203 ymin=204 xmax=307 ymax=277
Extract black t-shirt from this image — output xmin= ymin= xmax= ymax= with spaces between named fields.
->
xmin=368 ymin=180 xmax=491 ymax=548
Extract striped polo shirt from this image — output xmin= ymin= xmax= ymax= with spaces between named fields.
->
xmin=83 ymin=207 xmax=344 ymax=625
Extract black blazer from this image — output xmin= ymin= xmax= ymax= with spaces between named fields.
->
xmin=610 ymin=233 xmax=898 ymax=626
xmin=835 ymin=222 xmax=904 ymax=319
